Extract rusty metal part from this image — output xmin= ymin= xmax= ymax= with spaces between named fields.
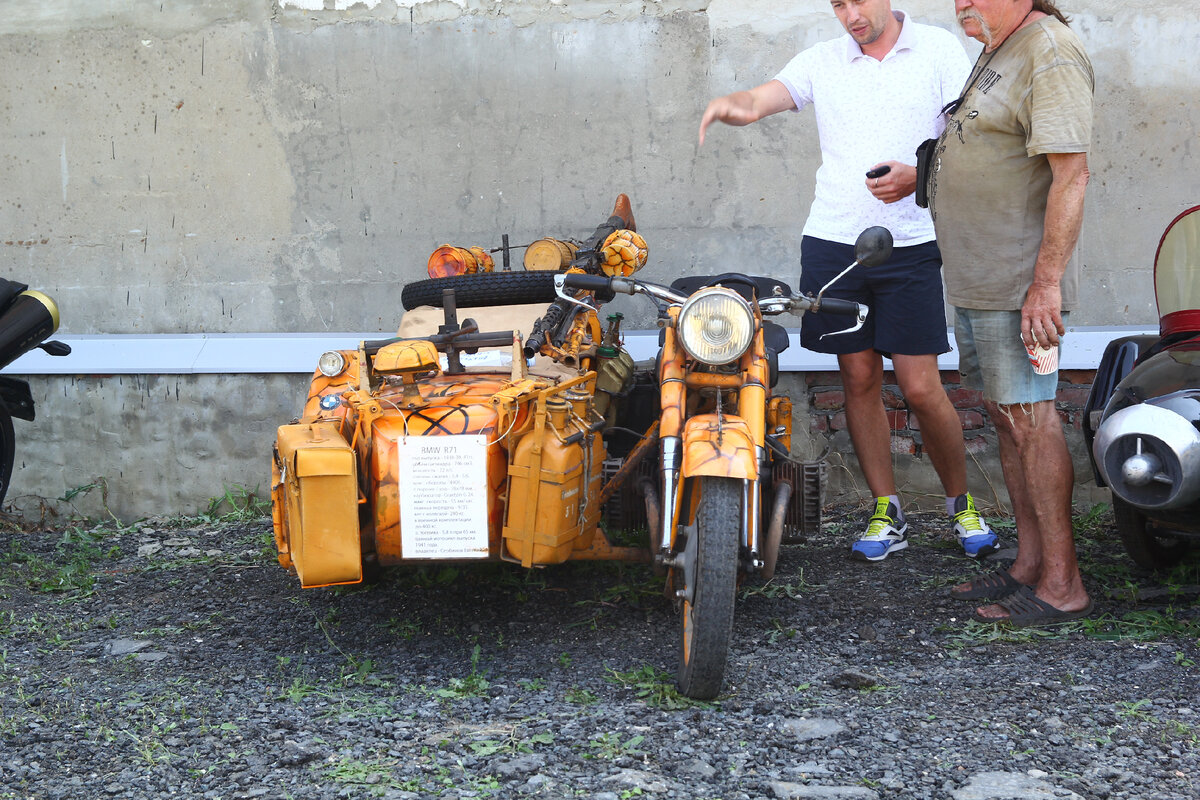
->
xmin=598 ymin=420 xmax=660 ymax=506
xmin=760 ymin=481 xmax=791 ymax=581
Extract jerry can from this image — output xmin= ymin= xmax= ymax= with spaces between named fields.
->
xmin=592 ymin=313 xmax=635 ymax=425
xmin=503 ymin=394 xmax=605 ymax=566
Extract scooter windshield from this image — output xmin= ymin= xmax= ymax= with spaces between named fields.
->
xmin=1155 ymin=205 xmax=1200 ymax=336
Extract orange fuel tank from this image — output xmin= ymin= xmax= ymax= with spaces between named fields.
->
xmin=367 ymin=374 xmax=517 ymax=565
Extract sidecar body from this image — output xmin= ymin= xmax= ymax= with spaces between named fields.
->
xmin=271 ymin=297 xmax=656 ymax=587
xmin=1084 ymin=205 xmax=1200 ymax=568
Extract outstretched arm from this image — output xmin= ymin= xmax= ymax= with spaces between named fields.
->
xmin=698 ymin=80 xmax=796 ymax=146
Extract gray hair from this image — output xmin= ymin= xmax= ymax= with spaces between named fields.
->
xmin=1033 ymin=1 xmax=1070 ymax=26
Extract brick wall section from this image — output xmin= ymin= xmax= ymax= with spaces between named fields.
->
xmin=806 ymin=369 xmax=1097 ymax=455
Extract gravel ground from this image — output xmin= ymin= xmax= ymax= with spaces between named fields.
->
xmin=2 ymin=500 xmax=1199 ymax=800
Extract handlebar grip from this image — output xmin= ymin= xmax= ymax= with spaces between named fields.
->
xmin=561 ymin=273 xmax=613 ymax=293
xmin=816 ymin=297 xmax=865 ymax=317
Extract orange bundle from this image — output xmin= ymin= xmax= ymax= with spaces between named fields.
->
xmin=599 ymin=229 xmax=648 ymax=277
xmin=427 ymin=245 xmax=495 ymax=278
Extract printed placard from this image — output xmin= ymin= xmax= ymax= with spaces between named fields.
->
xmin=397 ymin=434 xmax=489 ymax=559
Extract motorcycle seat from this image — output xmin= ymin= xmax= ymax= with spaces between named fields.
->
xmin=669 ymin=273 xmax=791 ymax=303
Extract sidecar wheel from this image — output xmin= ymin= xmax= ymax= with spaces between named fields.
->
xmin=1113 ymin=497 xmax=1191 ymax=571
xmin=400 ymin=272 xmax=558 ymax=310
xmin=676 ymin=476 xmax=739 ymax=700
xmin=0 ymin=411 xmax=13 ymax=508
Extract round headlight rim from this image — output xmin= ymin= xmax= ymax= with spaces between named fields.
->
xmin=677 ymin=286 xmax=756 ymax=366
xmin=317 ymin=350 xmax=348 ymax=378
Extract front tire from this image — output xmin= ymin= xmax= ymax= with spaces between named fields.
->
xmin=1113 ymin=497 xmax=1191 ymax=570
xmin=675 ymin=476 xmax=740 ymax=700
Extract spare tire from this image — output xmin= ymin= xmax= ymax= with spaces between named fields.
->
xmin=401 ymin=272 xmax=559 ymax=310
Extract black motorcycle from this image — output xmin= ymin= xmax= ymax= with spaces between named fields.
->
xmin=1084 ymin=205 xmax=1200 ymax=569
xmin=0 ymin=279 xmax=70 ymax=507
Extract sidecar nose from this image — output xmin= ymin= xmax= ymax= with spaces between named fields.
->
xmin=1093 ymin=401 xmax=1200 ymax=510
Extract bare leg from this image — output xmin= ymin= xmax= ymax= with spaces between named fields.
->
xmin=974 ymin=400 xmax=1089 ymax=618
xmin=891 ymin=353 xmax=967 ymax=497
xmin=837 ymin=350 xmax=893 ymax=498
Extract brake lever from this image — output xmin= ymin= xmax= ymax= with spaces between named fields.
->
xmin=552 ymin=274 xmax=599 ymax=312
xmin=819 ymin=303 xmax=869 ymax=340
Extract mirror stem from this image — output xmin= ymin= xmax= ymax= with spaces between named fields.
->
xmin=815 ymin=260 xmax=861 ymax=304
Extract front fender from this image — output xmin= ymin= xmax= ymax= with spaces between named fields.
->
xmin=680 ymin=414 xmax=758 ymax=480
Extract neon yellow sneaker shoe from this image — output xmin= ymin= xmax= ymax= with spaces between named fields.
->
xmin=952 ymin=493 xmax=998 ymax=559
xmin=850 ymin=498 xmax=909 ymax=562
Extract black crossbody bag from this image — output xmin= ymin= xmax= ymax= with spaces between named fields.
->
xmin=914 ymin=137 xmax=938 ymax=209
xmin=916 ymin=41 xmax=1008 ymax=208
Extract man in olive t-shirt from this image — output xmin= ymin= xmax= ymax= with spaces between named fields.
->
xmin=930 ymin=0 xmax=1093 ymax=626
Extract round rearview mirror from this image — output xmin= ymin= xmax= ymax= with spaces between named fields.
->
xmin=854 ymin=226 xmax=893 ymax=267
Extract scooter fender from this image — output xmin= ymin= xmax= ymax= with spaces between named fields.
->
xmin=679 ymin=414 xmax=758 ymax=480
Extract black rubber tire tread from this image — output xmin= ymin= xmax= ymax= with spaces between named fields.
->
xmin=401 ymin=272 xmax=558 ymax=311
xmin=0 ymin=411 xmax=14 ymax=509
xmin=1112 ymin=497 xmax=1190 ymax=571
xmin=676 ymin=476 xmax=740 ymax=700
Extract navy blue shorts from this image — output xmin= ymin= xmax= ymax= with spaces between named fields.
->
xmin=798 ymin=236 xmax=950 ymax=357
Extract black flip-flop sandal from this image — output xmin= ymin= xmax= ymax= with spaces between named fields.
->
xmin=973 ymin=585 xmax=1094 ymax=628
xmin=950 ymin=568 xmax=1025 ymax=601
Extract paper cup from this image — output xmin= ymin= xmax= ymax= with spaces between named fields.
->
xmin=1022 ymin=336 xmax=1059 ymax=375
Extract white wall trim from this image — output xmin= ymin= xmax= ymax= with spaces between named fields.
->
xmin=3 ymin=326 xmax=1158 ymax=376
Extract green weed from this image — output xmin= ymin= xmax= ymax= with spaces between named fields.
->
xmin=1081 ymin=609 xmax=1200 ymax=642
xmin=434 ymin=644 xmax=490 ymax=699
xmin=326 ymin=757 xmax=413 ymax=796
xmin=207 ymin=485 xmax=269 ymax=522
xmin=584 ymin=731 xmax=646 ymax=760
xmin=469 ymin=729 xmax=554 ymax=757
xmin=605 ymin=664 xmax=714 ymax=710
xmin=384 ymin=617 xmax=421 ymax=639
xmin=2 ymin=524 xmax=120 ymax=598
xmin=766 ymin=617 xmax=797 ymax=643
xmin=564 ymin=686 xmax=597 ymax=705
xmin=941 ymin=619 xmax=1081 ymax=653
xmin=1117 ymin=699 xmax=1154 ymax=721
xmin=742 ymin=570 xmax=824 ymax=599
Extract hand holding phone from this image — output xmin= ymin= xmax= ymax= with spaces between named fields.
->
xmin=866 ymin=165 xmax=892 ymax=179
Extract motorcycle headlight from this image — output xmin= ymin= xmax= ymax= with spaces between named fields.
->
xmin=677 ymin=287 xmax=755 ymax=366
xmin=317 ymin=350 xmax=347 ymax=377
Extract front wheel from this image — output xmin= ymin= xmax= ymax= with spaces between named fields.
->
xmin=675 ymin=476 xmax=740 ymax=700
xmin=1112 ymin=497 xmax=1191 ymax=571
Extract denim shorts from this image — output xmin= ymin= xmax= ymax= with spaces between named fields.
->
xmin=953 ymin=308 xmax=1067 ymax=405
xmin=798 ymin=236 xmax=950 ymax=356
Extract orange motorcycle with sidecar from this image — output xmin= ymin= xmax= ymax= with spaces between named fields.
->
xmin=270 ymin=195 xmax=888 ymax=698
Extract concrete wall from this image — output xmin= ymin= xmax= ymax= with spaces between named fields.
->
xmin=1 ymin=1 xmax=1196 ymax=519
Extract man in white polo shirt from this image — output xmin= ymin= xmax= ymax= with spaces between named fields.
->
xmin=698 ymin=0 xmax=996 ymax=562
